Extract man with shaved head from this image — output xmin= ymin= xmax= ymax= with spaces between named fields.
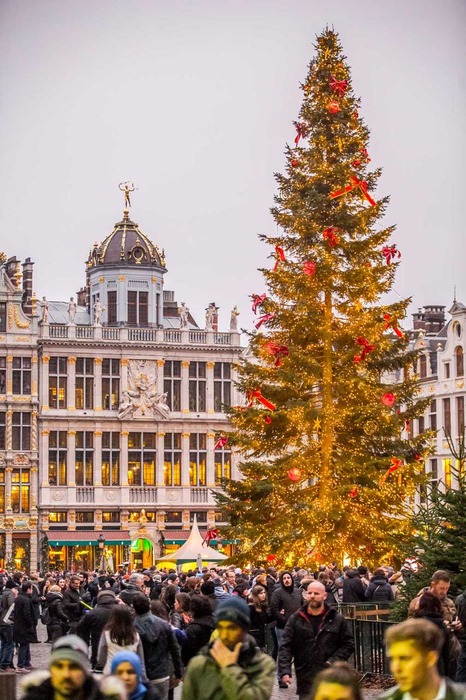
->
xmin=278 ymin=580 xmax=354 ymax=699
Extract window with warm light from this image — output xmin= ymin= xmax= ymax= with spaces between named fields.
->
xmin=214 ymin=435 xmax=231 ymax=485
xmin=48 ymin=431 xmax=67 ymax=485
xmin=189 ymin=434 xmax=207 ymax=486
xmin=49 ymin=357 xmax=67 ymax=409
xmin=76 ymin=358 xmax=94 ymax=410
xmin=163 ymin=361 xmax=181 ymax=411
xmin=443 ymin=458 xmax=452 ymax=489
xmin=102 ymin=432 xmax=120 ymax=486
xmin=128 ymin=432 xmax=156 ymax=486
xmin=76 ymin=432 xmax=94 ymax=486
xmin=164 ymin=433 xmax=181 ymax=486
xmin=102 ymin=359 xmax=120 ymax=410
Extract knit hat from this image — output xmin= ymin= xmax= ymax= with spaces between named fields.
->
xmin=214 ymin=596 xmax=251 ymax=630
xmin=50 ymin=635 xmax=90 ymax=673
xmin=97 ymin=589 xmax=116 ymax=602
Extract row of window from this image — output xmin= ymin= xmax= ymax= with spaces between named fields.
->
xmin=415 ymin=397 xmax=464 ymax=437
xmin=418 ymin=347 xmax=464 ymax=380
xmin=48 ymin=431 xmax=231 ymax=487
xmin=0 ymin=468 xmax=29 ymax=513
xmin=48 ymin=510 xmax=226 ymax=525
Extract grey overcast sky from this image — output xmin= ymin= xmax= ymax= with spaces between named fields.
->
xmin=1 ymin=0 xmax=465 ymax=330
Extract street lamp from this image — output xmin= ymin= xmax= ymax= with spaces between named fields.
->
xmin=97 ymin=534 xmax=106 ymax=571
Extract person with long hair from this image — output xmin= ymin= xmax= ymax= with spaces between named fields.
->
xmin=97 ymin=604 xmax=146 ymax=676
xmin=248 ymin=585 xmax=273 ymax=651
xmin=309 ymin=662 xmax=364 ymax=700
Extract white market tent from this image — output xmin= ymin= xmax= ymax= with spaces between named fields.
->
xmin=155 ymin=516 xmax=228 ymax=565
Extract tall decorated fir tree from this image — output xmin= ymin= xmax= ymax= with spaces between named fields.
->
xmin=215 ymin=29 xmax=431 ymax=567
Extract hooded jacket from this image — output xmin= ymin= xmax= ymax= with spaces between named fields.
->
xmin=270 ymin=572 xmax=302 ymax=629
xmin=182 ymin=614 xmax=215 ymax=665
xmin=342 ymin=570 xmax=366 ymax=603
xmin=77 ymin=592 xmax=118 ymax=666
xmin=134 ymin=611 xmax=182 ymax=681
xmin=277 ymin=603 xmax=355 ymax=696
xmin=364 ymin=575 xmax=395 ymax=603
xmin=181 ymin=634 xmax=275 ymax=700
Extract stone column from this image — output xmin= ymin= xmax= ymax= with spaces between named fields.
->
xmin=67 ymin=430 xmax=76 ymax=486
xmin=40 ymin=356 xmax=50 ymax=410
xmin=94 ymin=358 xmax=103 ymax=411
xmin=5 ymin=467 xmax=12 ymax=513
xmin=181 ymin=361 xmax=190 ymax=414
xmin=206 ymin=362 xmax=215 ymax=413
xmin=40 ymin=429 xmax=49 ymax=487
xmin=5 ymin=354 xmax=12 ymax=396
xmin=206 ymin=431 xmax=216 ymax=487
xmin=94 ymin=431 xmax=102 ymax=486
xmin=5 ymin=410 xmax=12 ymax=451
xmin=31 ymin=410 xmax=38 ymax=452
xmin=121 ymin=359 xmax=129 ymax=394
xmin=120 ymin=432 xmax=129 ymax=485
xmin=31 ymin=354 xmax=39 ymax=401
xmin=156 ymin=360 xmax=165 ymax=396
xmin=182 ymin=432 xmax=191 ymax=487
xmin=67 ymin=357 xmax=76 ymax=410
xmin=30 ymin=466 xmax=38 ymax=512
xmin=156 ymin=431 xmax=165 ymax=486
xmin=28 ymin=516 xmax=38 ymax=571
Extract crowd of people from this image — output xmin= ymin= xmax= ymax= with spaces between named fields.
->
xmin=0 ymin=562 xmax=463 ymax=699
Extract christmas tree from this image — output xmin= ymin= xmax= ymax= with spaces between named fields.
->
xmin=215 ymin=29 xmax=431 ymax=567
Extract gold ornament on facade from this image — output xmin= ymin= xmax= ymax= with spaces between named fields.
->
xmin=42 ymin=356 xmax=50 ymax=364
xmin=181 ymin=361 xmax=190 ymax=368
xmin=30 ymin=290 xmax=38 ymax=315
xmin=68 ymin=357 xmax=76 ymax=365
xmin=14 ymin=306 xmax=30 ymax=329
xmin=8 ymin=303 xmax=13 ymax=329
xmin=94 ymin=357 xmax=103 ymax=365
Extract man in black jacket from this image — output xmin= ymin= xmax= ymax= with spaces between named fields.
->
xmin=62 ymin=576 xmax=84 ymax=633
xmin=278 ymin=581 xmax=354 ymax=698
xmin=76 ymin=589 xmax=119 ymax=670
xmin=132 ymin=593 xmax=182 ymax=700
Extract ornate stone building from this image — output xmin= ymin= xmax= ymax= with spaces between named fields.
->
xmin=0 ymin=202 xmax=243 ymax=572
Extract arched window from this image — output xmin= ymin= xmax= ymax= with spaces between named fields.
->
xmin=455 ymin=346 xmax=464 ymax=377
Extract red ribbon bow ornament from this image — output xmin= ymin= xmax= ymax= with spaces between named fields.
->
xmin=383 ymin=313 xmax=404 ymax=338
xmin=252 ymin=293 xmax=267 ymax=314
xmin=246 ymin=389 xmax=276 ymax=412
xmin=265 ymin=341 xmax=289 ymax=367
xmin=323 ymin=227 xmax=339 ymax=247
xmin=382 ymin=245 xmax=401 ymax=265
xmin=380 ymin=457 xmax=403 ymax=484
xmin=293 ymin=121 xmax=307 ymax=146
xmin=255 ymin=312 xmax=275 ymax=330
xmin=330 ymin=175 xmax=376 ymax=207
xmin=353 ymin=336 xmax=375 ymax=363
xmin=329 ymin=76 xmax=348 ymax=95
xmin=202 ymin=528 xmax=220 ymax=546
xmin=303 ymin=261 xmax=316 ymax=276
xmin=273 ymin=245 xmax=286 ymax=271
xmin=214 ymin=436 xmax=229 ymax=450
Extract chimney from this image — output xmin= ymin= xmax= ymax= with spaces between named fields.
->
xmin=412 ymin=305 xmax=446 ymax=336
xmin=76 ymin=286 xmax=87 ymax=307
xmin=22 ymin=257 xmax=34 ymax=316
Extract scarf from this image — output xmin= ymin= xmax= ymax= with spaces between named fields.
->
xmin=110 ymin=651 xmax=147 ymax=700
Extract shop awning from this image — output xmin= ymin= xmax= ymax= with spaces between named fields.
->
xmin=47 ymin=531 xmax=132 ymax=546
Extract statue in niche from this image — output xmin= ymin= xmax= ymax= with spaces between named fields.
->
xmin=118 ymin=359 xmax=171 ymax=420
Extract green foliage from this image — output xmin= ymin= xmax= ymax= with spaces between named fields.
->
xmin=216 ymin=28 xmax=431 ymax=568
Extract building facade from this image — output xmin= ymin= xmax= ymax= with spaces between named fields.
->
xmin=0 ymin=205 xmax=243 ymax=572
xmin=409 ymin=304 xmax=466 ymax=501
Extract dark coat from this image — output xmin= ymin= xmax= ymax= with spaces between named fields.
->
xmin=342 ymin=573 xmax=366 ymax=603
xmin=270 ymin=583 xmax=302 ymax=629
xmin=378 ymin=678 xmax=466 ymax=700
xmin=45 ymin=592 xmax=69 ymax=640
xmin=278 ymin=604 xmax=355 ymax=696
xmin=62 ymin=586 xmax=83 ymax=623
xmin=365 ymin=576 xmax=395 ymax=603
xmin=119 ymin=582 xmax=143 ymax=606
xmin=182 ymin=614 xmax=215 ymax=665
xmin=76 ymin=595 xmax=118 ymax=666
xmin=13 ymin=592 xmax=38 ymax=643
xmin=21 ymin=674 xmax=108 ymax=700
xmin=248 ymin=604 xmax=273 ymax=649
xmin=134 ymin=611 xmax=182 ymax=681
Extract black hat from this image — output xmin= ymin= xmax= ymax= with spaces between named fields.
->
xmin=214 ymin=596 xmax=250 ymax=630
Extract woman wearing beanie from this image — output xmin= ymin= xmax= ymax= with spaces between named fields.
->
xmin=110 ymin=651 xmax=160 ymax=700
xmin=270 ymin=571 xmax=302 ymax=687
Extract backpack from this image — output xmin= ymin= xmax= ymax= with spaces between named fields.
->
xmin=40 ymin=607 xmax=51 ymax=625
